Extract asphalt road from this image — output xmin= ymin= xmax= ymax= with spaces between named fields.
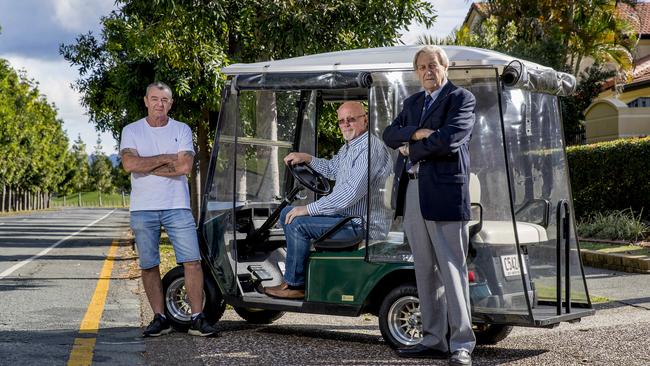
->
xmin=0 ymin=208 xmax=142 ymax=365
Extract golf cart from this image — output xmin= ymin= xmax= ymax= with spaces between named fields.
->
xmin=162 ymin=45 xmax=595 ymax=348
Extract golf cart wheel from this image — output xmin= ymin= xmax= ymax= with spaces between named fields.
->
xmin=162 ymin=265 xmax=226 ymax=332
xmin=233 ymin=307 xmax=285 ymax=324
xmin=474 ymin=323 xmax=513 ymax=344
xmin=378 ymin=283 xmax=422 ymax=349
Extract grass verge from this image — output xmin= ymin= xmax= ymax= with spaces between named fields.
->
xmin=580 ymin=241 xmax=650 ymax=256
xmin=51 ymin=191 xmax=129 ymax=207
xmin=536 ymin=285 xmax=609 ymax=304
xmin=159 ymin=235 xmax=177 ymax=276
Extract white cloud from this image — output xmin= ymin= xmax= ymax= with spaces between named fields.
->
xmin=51 ymin=0 xmax=115 ymax=33
xmin=2 ymin=55 xmax=118 ymax=154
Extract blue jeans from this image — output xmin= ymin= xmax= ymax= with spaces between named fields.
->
xmin=130 ymin=209 xmax=201 ymax=269
xmin=279 ymin=206 xmax=363 ymax=286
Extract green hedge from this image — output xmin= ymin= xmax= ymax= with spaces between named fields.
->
xmin=567 ymin=137 xmax=650 ymax=219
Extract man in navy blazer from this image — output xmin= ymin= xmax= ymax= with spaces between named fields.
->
xmin=382 ymin=45 xmax=476 ymax=366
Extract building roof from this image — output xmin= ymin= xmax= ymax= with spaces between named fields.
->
xmin=462 ymin=2 xmax=489 ymax=31
xmin=222 ymin=45 xmax=551 ymax=75
xmin=602 ymin=53 xmax=650 ymax=91
xmin=618 ymin=2 xmax=650 ymax=36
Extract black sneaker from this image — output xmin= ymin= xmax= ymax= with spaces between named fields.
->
xmin=143 ymin=313 xmax=172 ymax=337
xmin=188 ymin=313 xmax=218 ymax=337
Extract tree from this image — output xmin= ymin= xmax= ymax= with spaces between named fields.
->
xmin=112 ymin=156 xmax=131 ymax=193
xmin=90 ymin=136 xmax=113 ymax=206
xmin=0 ymin=59 xmax=69 ymax=211
xmin=480 ymin=0 xmax=638 ymax=76
xmin=71 ymin=135 xmax=91 ymax=191
xmin=58 ymin=134 xmax=91 ymax=205
xmin=60 ymin=0 xmax=436 ymax=215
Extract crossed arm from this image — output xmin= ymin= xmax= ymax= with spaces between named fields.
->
xmin=120 ymin=148 xmax=194 ymax=176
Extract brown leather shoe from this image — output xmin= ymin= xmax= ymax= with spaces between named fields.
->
xmin=264 ymin=284 xmax=305 ymax=299
xmin=263 ymin=282 xmax=288 ymax=292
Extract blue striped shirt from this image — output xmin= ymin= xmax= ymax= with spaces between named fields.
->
xmin=306 ymin=131 xmax=392 ymax=239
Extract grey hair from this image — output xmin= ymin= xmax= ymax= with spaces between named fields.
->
xmin=412 ymin=45 xmax=449 ymax=70
xmin=145 ymin=82 xmax=173 ymax=98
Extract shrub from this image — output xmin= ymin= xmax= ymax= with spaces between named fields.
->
xmin=567 ymin=137 xmax=650 ymax=220
xmin=576 ymin=209 xmax=649 ymax=242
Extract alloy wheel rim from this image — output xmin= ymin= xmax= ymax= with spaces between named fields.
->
xmin=165 ymin=277 xmax=191 ymax=322
xmin=387 ymin=295 xmax=422 ymax=346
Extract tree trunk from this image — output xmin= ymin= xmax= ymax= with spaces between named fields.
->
xmin=190 ymin=167 xmax=200 ymax=222
xmin=191 ymin=109 xmax=212 ymax=222
xmin=255 ymin=91 xmax=280 ymax=201
xmin=1 ymin=184 xmax=5 ymax=212
xmin=99 ymin=191 xmax=103 ymax=207
xmin=562 ymin=0 xmax=575 ymax=66
xmin=574 ymin=54 xmax=583 ymax=77
xmin=8 ymin=187 xmax=12 ymax=211
xmin=78 ymin=192 xmax=82 ymax=207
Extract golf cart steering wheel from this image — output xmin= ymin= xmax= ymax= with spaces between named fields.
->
xmin=288 ymin=163 xmax=332 ymax=195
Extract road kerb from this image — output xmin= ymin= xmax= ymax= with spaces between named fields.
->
xmin=581 ymin=248 xmax=650 ymax=274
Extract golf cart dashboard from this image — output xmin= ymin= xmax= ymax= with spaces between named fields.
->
xmin=234 ymin=204 xmax=288 ymax=260
xmin=235 ymin=205 xmax=283 ymax=235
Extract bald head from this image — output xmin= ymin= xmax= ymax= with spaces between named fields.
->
xmin=337 ymin=101 xmax=366 ymax=116
xmin=337 ymin=101 xmax=368 ymax=142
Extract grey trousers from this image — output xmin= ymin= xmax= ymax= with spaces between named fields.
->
xmin=404 ymin=179 xmax=475 ymax=353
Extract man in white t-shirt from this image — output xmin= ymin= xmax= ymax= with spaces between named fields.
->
xmin=120 ymin=82 xmax=217 ymax=337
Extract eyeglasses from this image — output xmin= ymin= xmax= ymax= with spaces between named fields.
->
xmin=338 ymin=114 xmax=367 ymax=125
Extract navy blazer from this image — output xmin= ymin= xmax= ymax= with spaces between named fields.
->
xmin=382 ymin=81 xmax=476 ymax=221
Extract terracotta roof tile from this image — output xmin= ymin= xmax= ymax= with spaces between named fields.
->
xmin=602 ymin=54 xmax=650 ymax=90
xmin=618 ymin=2 xmax=650 ymax=35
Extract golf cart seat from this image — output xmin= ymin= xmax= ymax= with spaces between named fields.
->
xmin=469 ymin=173 xmax=548 ymax=245
xmin=311 ymin=216 xmax=364 ymax=252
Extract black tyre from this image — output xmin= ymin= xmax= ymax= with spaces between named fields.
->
xmin=162 ymin=265 xmax=226 ymax=332
xmin=233 ymin=306 xmax=285 ymax=324
xmin=474 ymin=323 xmax=513 ymax=344
xmin=378 ymin=283 xmax=422 ymax=349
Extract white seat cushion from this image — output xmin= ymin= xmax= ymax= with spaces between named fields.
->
xmin=470 ymin=220 xmax=548 ymax=245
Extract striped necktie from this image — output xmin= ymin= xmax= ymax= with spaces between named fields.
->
xmin=420 ymin=94 xmax=433 ymax=124
xmin=406 ymin=94 xmax=434 ymax=173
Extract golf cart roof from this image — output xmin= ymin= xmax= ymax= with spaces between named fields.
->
xmin=222 ymin=45 xmax=576 ymax=96
xmin=221 ymin=45 xmax=546 ymax=75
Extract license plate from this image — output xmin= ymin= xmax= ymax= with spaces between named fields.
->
xmin=501 ymin=254 xmax=527 ymax=277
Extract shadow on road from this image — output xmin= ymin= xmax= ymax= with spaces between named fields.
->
xmin=0 ymin=327 xmax=142 ymax=365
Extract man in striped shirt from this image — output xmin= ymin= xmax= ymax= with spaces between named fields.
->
xmin=264 ymin=101 xmax=392 ymax=299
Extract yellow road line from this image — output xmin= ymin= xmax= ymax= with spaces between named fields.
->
xmin=68 ymin=338 xmax=97 ymax=366
xmin=67 ymin=239 xmax=120 ymax=366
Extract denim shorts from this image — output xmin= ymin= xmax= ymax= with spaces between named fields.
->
xmin=130 ymin=209 xmax=201 ymax=269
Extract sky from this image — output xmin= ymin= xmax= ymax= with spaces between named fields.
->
xmin=0 ymin=0 xmax=472 ymax=154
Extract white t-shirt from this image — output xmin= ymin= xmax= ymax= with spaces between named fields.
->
xmin=119 ymin=118 xmax=194 ymax=211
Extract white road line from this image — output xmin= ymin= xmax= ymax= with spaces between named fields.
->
xmin=0 ymin=209 xmax=116 ymax=279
